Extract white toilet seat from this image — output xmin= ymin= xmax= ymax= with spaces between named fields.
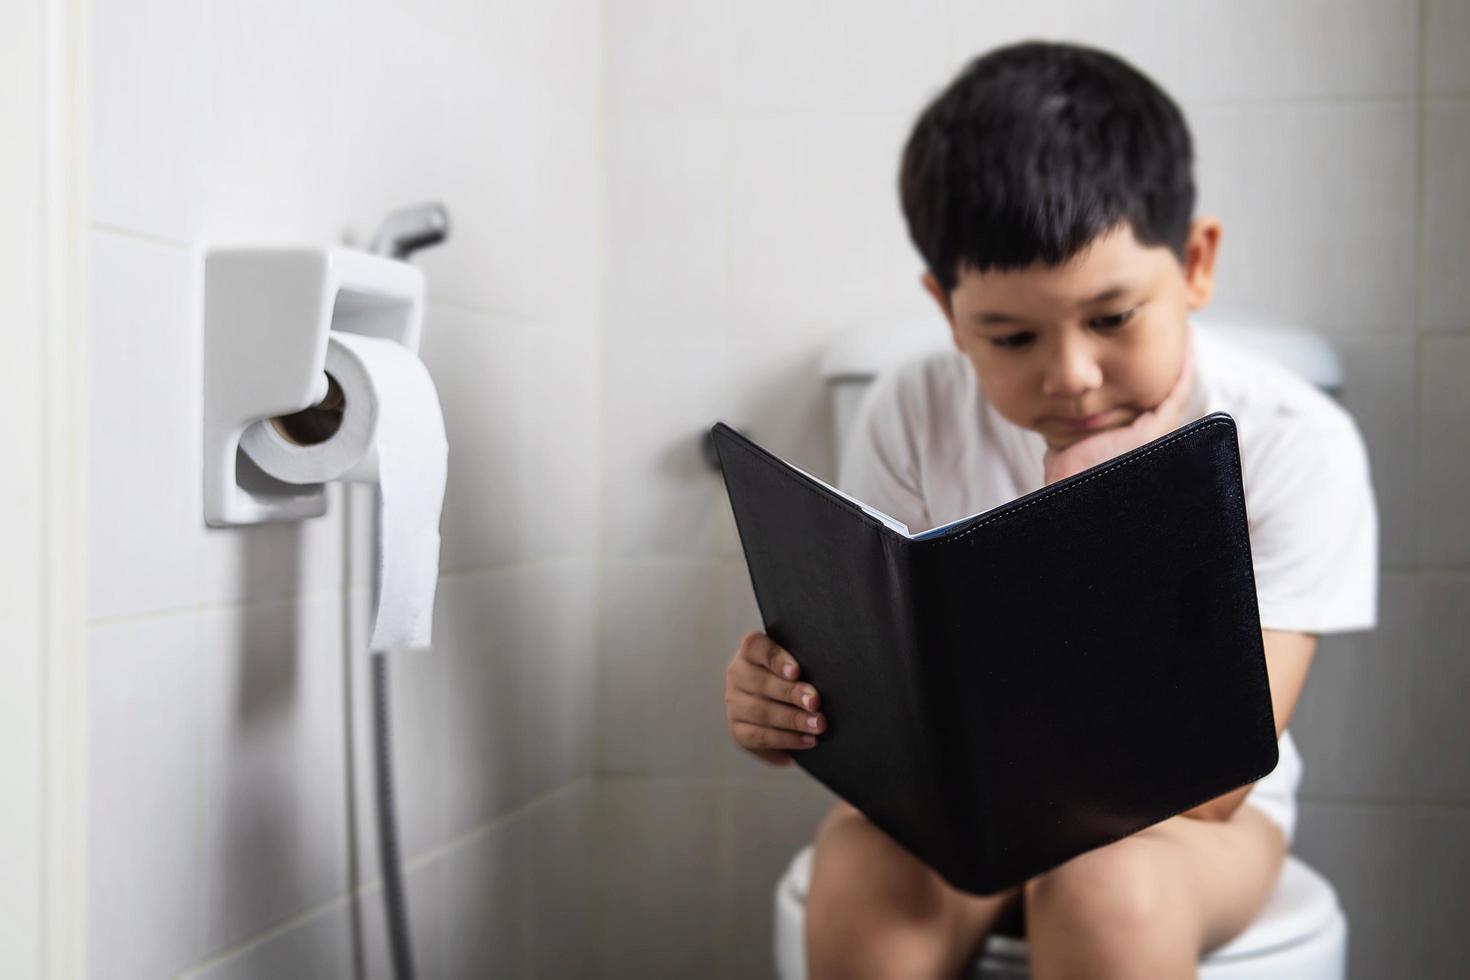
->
xmin=773 ymin=844 xmax=1347 ymax=980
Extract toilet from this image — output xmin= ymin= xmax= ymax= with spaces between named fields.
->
xmin=773 ymin=310 xmax=1350 ymax=979
xmin=774 ymin=844 xmax=1347 ymax=979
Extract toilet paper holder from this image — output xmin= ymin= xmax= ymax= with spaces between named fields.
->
xmin=202 ymin=246 xmax=426 ymax=526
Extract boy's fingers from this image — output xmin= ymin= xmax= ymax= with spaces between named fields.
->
xmin=731 ymin=720 xmax=820 ymax=752
xmin=730 ymin=658 xmax=818 ymax=709
xmin=739 ymin=630 xmax=800 ymax=680
xmin=728 ymin=690 xmax=825 ymax=734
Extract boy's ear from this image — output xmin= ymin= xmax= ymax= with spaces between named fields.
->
xmin=920 ymin=271 xmax=965 ymax=353
xmin=1183 ymin=216 xmax=1222 ymax=310
xmin=920 ymin=271 xmax=950 ymax=316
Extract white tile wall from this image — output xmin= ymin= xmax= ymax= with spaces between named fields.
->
xmin=1293 ymin=573 xmax=1418 ymax=799
xmin=1177 ymin=0 xmax=1420 ymax=101
xmin=442 ymin=821 xmax=536 ymax=977
xmin=598 ymin=560 xmax=753 ymax=775
xmin=605 ymin=0 xmax=731 ymax=116
xmin=88 ymin=616 xmax=203 ymax=979
xmin=89 ymin=231 xmax=206 ymax=619
xmin=722 ymin=775 xmax=840 ymax=978
xmin=91 ymin=0 xmax=602 ymax=323
xmin=1411 ymin=574 xmax=1470 ymax=801
xmin=594 ymin=778 xmax=728 ymax=975
xmin=83 ymin=0 xmax=1470 ymax=976
xmin=606 ymin=114 xmax=729 ymax=342
xmin=1297 ymin=799 xmax=1470 ymax=978
xmin=725 ymin=112 xmax=925 ymax=327
xmin=1421 ymin=99 xmax=1470 ymax=332
xmin=1293 ymin=801 xmax=1419 ymax=980
xmin=1189 ymin=100 xmax=1418 ymax=334
xmin=600 ymin=334 xmax=736 ymax=560
xmin=1333 ymin=337 xmax=1418 ymax=566
xmin=1412 ymin=807 xmax=1470 ymax=976
xmin=439 ymin=570 xmax=538 ymax=835
xmin=419 ymin=306 xmax=600 ymax=572
xmin=524 ymin=780 xmax=599 ymax=977
xmin=195 ymin=595 xmax=350 ymax=955
xmin=342 ymin=557 xmax=599 ymax=885
xmin=0 ymin=14 xmax=45 ymax=963
xmin=725 ymin=329 xmax=851 ymax=487
xmin=1425 ymin=0 xmax=1470 ymax=96
xmin=244 ymin=780 xmax=598 ymax=980
xmin=1417 ymin=336 xmax=1470 ymax=565
xmin=590 ymin=773 xmax=836 ymax=980
xmin=87 ymin=0 xmax=603 ymax=975
xmin=945 ymin=2 xmax=1189 ymax=103
xmin=721 ymin=0 xmax=952 ymax=115
xmin=185 ymin=899 xmax=359 ymax=980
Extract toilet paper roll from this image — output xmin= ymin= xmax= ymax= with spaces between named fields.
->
xmin=240 ymin=331 xmax=448 ymax=651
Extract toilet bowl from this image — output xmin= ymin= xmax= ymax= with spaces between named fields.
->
xmin=774 ymin=844 xmax=1348 ymax=979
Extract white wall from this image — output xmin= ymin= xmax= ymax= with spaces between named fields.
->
xmin=4 ymin=0 xmax=88 ymax=975
xmin=1 ymin=0 xmax=52 ymax=973
xmin=597 ymin=2 xmax=1470 ymax=977
xmin=79 ymin=1 xmax=1470 ymax=977
xmin=86 ymin=0 xmax=603 ymax=976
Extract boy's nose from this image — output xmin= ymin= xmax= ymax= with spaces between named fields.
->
xmin=1040 ymin=344 xmax=1104 ymax=399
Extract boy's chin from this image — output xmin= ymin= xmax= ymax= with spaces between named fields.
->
xmin=1041 ymin=433 xmax=1083 ymax=452
xmin=1037 ymin=420 xmax=1126 ymax=452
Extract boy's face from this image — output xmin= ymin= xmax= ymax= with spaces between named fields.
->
xmin=922 ymin=217 xmax=1221 ymax=452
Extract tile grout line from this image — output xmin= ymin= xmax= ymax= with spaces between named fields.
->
xmin=589 ymin=0 xmax=613 ymax=966
xmin=1299 ymin=793 xmax=1470 ymax=813
xmin=86 ymin=552 xmax=601 ymax=631
xmin=1414 ymin=0 xmax=1428 ymax=566
xmin=172 ymin=775 xmax=596 ymax=978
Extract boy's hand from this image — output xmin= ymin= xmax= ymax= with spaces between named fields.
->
xmin=1042 ymin=339 xmax=1196 ymax=486
xmin=724 ymin=630 xmax=825 ymax=766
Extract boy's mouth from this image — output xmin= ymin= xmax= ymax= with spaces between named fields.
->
xmin=1047 ymin=408 xmax=1122 ymax=432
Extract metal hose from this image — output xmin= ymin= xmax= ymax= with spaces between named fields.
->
xmin=373 ymin=650 xmax=416 ymax=980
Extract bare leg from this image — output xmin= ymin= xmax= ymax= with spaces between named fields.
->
xmin=805 ymin=800 xmax=1021 ymax=979
xmin=1024 ymin=802 xmax=1287 ymax=980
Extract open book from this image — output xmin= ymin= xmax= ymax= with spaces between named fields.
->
xmin=711 ymin=412 xmax=1278 ymax=895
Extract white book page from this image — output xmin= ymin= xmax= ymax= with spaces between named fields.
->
xmin=780 ymin=455 xmax=988 ymax=542
xmin=780 ymin=457 xmax=914 ymax=536
xmin=743 ymin=432 xmax=990 ymax=542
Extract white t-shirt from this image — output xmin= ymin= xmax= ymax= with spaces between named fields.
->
xmin=836 ymin=320 xmax=1379 ymax=845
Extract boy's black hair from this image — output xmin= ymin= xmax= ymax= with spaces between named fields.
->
xmin=899 ymin=41 xmax=1196 ymax=295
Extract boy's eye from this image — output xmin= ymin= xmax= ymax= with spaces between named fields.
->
xmin=988 ymin=309 xmax=1134 ymax=350
xmin=1091 ymin=308 xmax=1135 ymax=330
xmin=990 ymin=332 xmax=1034 ymax=350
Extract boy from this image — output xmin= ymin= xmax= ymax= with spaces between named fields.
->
xmin=721 ymin=41 xmax=1378 ymax=978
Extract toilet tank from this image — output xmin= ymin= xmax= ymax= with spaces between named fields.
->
xmin=820 ymin=310 xmax=1344 ymax=469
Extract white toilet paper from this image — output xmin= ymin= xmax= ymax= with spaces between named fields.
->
xmin=240 ymin=331 xmax=448 ymax=651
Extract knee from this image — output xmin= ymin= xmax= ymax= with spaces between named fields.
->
xmin=1024 ymin=840 xmax=1176 ymax=939
xmin=806 ymin=922 xmax=954 ymax=979
xmin=806 ymin=868 xmax=954 ymax=979
xmin=805 ymin=804 xmax=955 ymax=977
xmin=810 ymin=802 xmax=950 ymax=919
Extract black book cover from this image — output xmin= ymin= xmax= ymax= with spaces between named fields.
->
xmin=711 ymin=411 xmax=1279 ymax=895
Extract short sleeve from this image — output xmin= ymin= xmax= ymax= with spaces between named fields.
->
xmin=1246 ymin=414 xmax=1379 ymax=635
xmin=835 ymin=369 xmax=932 ymax=533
